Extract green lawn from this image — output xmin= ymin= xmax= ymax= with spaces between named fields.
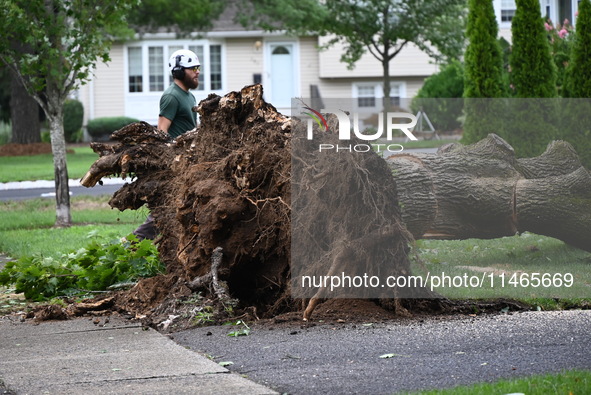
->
xmin=0 ymin=146 xmax=99 ymax=182
xmin=0 ymin=197 xmax=146 ymax=259
xmin=411 ymin=234 xmax=591 ymax=304
xmin=407 ymin=369 xmax=591 ymax=395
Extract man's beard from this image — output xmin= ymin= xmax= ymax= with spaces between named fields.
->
xmin=183 ymin=72 xmax=199 ymax=90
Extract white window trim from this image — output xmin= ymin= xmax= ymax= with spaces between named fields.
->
xmin=494 ymin=0 xmax=516 ymax=29
xmin=352 ymin=81 xmax=407 ymax=111
xmin=494 ymin=0 xmax=579 ymax=28
xmin=124 ymin=39 xmax=226 ymax=97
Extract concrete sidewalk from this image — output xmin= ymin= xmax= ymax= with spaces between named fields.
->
xmin=0 ymin=316 xmax=277 ymax=395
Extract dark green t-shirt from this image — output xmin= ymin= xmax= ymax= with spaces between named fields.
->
xmin=159 ymin=83 xmax=197 ymax=138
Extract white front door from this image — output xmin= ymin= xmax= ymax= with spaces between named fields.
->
xmin=268 ymin=43 xmax=297 ymax=109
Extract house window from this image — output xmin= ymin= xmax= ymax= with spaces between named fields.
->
xmin=209 ymin=45 xmax=222 ymax=90
xmin=188 ymin=44 xmax=222 ymax=91
xmin=128 ymin=47 xmax=143 ymax=93
xmin=189 ymin=45 xmax=205 ymax=91
xmin=390 ymin=84 xmax=401 ymax=107
xmin=357 ymin=86 xmax=376 ymax=107
xmin=354 ymin=83 xmax=403 ymax=109
xmin=127 ymin=42 xmax=224 ymax=94
xmin=501 ymin=0 xmax=516 ymax=22
xmin=149 ymin=47 xmax=164 ymax=91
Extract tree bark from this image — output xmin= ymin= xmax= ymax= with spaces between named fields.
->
xmin=47 ymin=107 xmax=71 ymax=227
xmin=387 ymin=134 xmax=591 ymax=252
xmin=9 ymin=68 xmax=40 ymax=144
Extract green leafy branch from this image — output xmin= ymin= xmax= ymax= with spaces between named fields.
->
xmin=0 ymin=233 xmax=164 ymax=301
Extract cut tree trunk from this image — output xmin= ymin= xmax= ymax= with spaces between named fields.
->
xmin=387 ymin=134 xmax=591 ymax=252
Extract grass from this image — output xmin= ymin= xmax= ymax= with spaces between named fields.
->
xmin=0 ymin=197 xmax=146 ymax=258
xmin=406 ymin=369 xmax=591 ymax=394
xmin=410 ymin=233 xmax=591 ymax=303
xmin=0 ymin=146 xmax=100 ymax=182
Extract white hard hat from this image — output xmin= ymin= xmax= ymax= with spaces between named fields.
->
xmin=168 ymin=49 xmax=200 ymax=75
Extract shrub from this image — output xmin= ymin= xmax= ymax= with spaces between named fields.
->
xmin=462 ymin=0 xmax=506 ymax=145
xmin=506 ymin=0 xmax=558 ymax=158
xmin=0 ymin=121 xmax=11 ymax=144
xmin=510 ymin=0 xmax=557 ymax=98
xmin=86 ymin=116 xmax=140 ymax=141
xmin=63 ymin=99 xmax=84 ymax=142
xmin=565 ymin=0 xmax=591 ymax=97
xmin=562 ymin=0 xmax=591 ymax=168
xmin=40 ymin=130 xmax=50 ymax=143
xmin=463 ymin=0 xmax=505 ymax=99
xmin=546 ymin=19 xmax=574 ymax=97
xmin=412 ymin=61 xmax=464 ymax=132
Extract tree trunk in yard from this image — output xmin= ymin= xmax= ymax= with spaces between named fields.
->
xmin=9 ymin=69 xmax=41 ymax=144
xmin=47 ymin=106 xmax=71 ymax=227
xmin=387 ymin=134 xmax=591 ymax=252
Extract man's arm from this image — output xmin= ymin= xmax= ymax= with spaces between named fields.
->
xmin=158 ymin=115 xmax=172 ymax=132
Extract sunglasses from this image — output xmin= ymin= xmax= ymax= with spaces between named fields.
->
xmin=187 ymin=66 xmax=201 ymax=72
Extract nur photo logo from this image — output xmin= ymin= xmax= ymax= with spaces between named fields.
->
xmin=300 ymin=104 xmax=419 ymax=153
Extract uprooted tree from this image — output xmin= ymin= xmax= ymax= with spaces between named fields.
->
xmin=81 ymin=84 xmax=591 ymax=323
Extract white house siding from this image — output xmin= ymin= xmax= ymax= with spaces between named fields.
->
xmin=298 ymin=36 xmax=322 ymax=99
xmin=301 ymin=77 xmax=423 ymax=106
xmin=225 ymin=37 xmax=265 ymax=91
xmin=318 ymin=36 xmax=439 ymax=78
xmin=78 ymin=45 xmax=126 ymax=126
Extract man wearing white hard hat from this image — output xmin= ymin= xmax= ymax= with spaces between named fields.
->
xmin=132 ymin=49 xmax=201 ymax=240
xmin=158 ymin=48 xmax=201 ymax=138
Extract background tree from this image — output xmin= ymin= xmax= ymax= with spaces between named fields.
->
xmin=0 ymin=0 xmax=138 ymax=226
xmin=562 ymin=0 xmax=591 ymax=168
xmin=243 ymin=0 xmax=466 ymax=113
xmin=461 ymin=0 xmax=506 ymax=144
xmin=0 ymin=50 xmax=42 ymax=144
xmin=565 ymin=0 xmax=591 ymax=97
xmin=0 ymin=66 xmax=9 ymax=124
xmin=507 ymin=0 xmax=558 ymax=157
xmin=9 ymin=68 xmax=41 ymax=144
xmin=509 ymin=0 xmax=557 ymax=97
xmin=128 ymin=0 xmax=228 ymax=36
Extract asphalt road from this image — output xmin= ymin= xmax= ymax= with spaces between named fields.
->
xmin=173 ymin=310 xmax=591 ymax=394
xmin=0 ymin=183 xmax=122 ymax=201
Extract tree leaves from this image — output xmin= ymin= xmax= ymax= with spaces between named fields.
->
xmin=0 ymin=233 xmax=164 ymax=301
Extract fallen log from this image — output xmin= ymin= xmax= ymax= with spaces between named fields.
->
xmin=387 ymin=134 xmax=591 ymax=252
